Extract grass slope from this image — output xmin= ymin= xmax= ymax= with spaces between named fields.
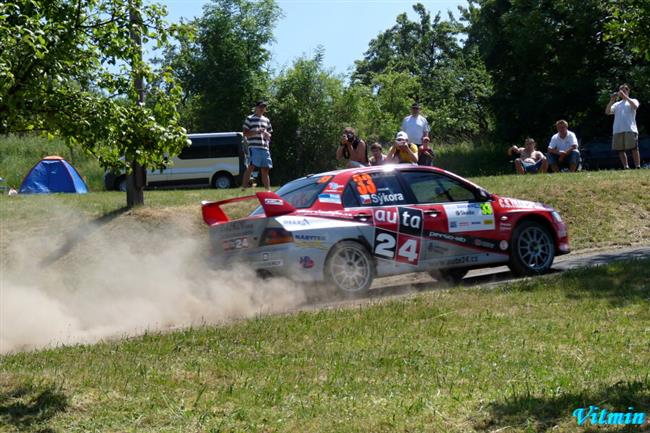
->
xmin=1 ymin=259 xmax=649 ymax=432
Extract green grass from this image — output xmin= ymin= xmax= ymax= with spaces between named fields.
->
xmin=1 ymin=259 xmax=649 ymax=432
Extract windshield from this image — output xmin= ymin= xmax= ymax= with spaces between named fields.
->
xmin=250 ymin=175 xmax=331 ymax=215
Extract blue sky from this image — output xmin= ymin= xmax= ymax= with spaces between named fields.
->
xmin=161 ymin=0 xmax=466 ymax=76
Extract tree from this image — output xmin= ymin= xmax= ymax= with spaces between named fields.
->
xmin=162 ymin=0 xmax=281 ymax=132
xmin=269 ymin=52 xmax=348 ymax=183
xmin=462 ymin=0 xmax=649 ymax=142
xmin=352 ymin=3 xmax=493 ymax=141
xmin=0 ymin=0 xmax=189 ymax=206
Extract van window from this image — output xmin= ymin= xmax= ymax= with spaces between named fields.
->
xmin=178 ymin=136 xmax=241 ymax=160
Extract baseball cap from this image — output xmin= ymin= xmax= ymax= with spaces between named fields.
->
xmin=396 ymin=131 xmax=409 ymax=141
xmin=411 ymin=102 xmax=420 ymax=109
xmin=255 ymin=100 xmax=268 ymax=107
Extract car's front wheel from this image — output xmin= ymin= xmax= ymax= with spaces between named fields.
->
xmin=509 ymin=221 xmax=555 ymax=276
xmin=325 ymin=241 xmax=375 ymax=296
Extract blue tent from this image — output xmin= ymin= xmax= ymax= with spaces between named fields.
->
xmin=19 ymin=156 xmax=89 ymax=194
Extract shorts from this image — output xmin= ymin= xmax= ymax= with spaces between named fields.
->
xmin=248 ymin=147 xmax=273 ymax=169
xmin=612 ymin=132 xmax=638 ymax=151
xmin=522 ymin=159 xmax=543 ymax=174
xmin=547 ymin=149 xmax=580 ymax=168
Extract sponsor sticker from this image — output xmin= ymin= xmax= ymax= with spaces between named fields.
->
xmin=264 ymin=198 xmax=283 ymax=206
xmin=443 ymin=203 xmax=496 ymax=232
xmin=222 ymin=236 xmax=249 ymax=251
xmin=318 ymin=193 xmax=342 ymax=204
xmin=372 ymin=207 xmax=423 ymax=265
xmin=498 ymin=198 xmax=546 ymax=209
xmin=299 ymin=256 xmax=315 ymax=268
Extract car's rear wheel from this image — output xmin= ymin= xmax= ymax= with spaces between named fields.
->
xmin=429 ymin=268 xmax=468 ymax=285
xmin=212 ymin=173 xmax=233 ymax=189
xmin=508 ymin=221 xmax=555 ymax=276
xmin=325 ymin=241 xmax=375 ymax=296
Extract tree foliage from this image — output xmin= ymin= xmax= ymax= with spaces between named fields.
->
xmin=0 ymin=0 xmax=189 ymax=183
xmin=462 ymin=0 xmax=649 ymax=143
xmin=162 ymin=0 xmax=281 ymax=132
xmin=352 ymin=3 xmax=493 ymax=141
xmin=269 ymin=52 xmax=347 ymax=183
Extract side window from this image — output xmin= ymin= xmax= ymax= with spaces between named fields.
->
xmin=178 ymin=137 xmax=211 ymax=159
xmin=347 ymin=172 xmax=407 ymax=207
xmin=341 ymin=184 xmax=360 ymax=208
xmin=400 ymin=171 xmax=478 ymax=203
xmin=210 ymin=137 xmax=241 ymax=158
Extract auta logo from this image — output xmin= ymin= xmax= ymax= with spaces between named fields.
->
xmin=374 ymin=209 xmax=398 ymax=224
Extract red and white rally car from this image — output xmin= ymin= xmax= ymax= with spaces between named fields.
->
xmin=202 ymin=165 xmax=569 ymax=295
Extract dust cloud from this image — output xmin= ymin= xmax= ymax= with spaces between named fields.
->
xmin=0 ymin=206 xmax=307 ymax=354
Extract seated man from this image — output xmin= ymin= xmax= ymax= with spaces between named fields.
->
xmin=368 ymin=142 xmax=387 ymax=166
xmin=508 ymin=138 xmax=548 ymax=174
xmin=387 ymin=131 xmax=418 ymax=164
xmin=417 ymin=136 xmax=435 ymax=166
xmin=547 ymin=119 xmax=580 ymax=172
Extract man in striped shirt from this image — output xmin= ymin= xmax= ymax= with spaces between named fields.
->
xmin=242 ymin=100 xmax=273 ymax=191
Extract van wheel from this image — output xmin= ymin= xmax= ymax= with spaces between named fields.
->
xmin=212 ymin=173 xmax=233 ymax=189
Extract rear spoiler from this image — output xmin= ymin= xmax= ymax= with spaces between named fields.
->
xmin=201 ymin=191 xmax=296 ymax=226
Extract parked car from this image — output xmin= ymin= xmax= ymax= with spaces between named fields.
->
xmin=104 ymin=132 xmax=246 ymax=191
xmin=580 ymin=135 xmax=650 ymax=170
xmin=201 ymin=165 xmax=570 ymax=295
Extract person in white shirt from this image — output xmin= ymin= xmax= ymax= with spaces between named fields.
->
xmin=605 ymin=83 xmax=640 ymax=169
xmin=400 ymin=102 xmax=429 ymax=147
xmin=547 ymin=119 xmax=580 ymax=172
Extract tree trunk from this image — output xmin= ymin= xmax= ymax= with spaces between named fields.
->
xmin=126 ymin=0 xmax=146 ymax=207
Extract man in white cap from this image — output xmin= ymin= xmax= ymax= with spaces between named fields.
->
xmin=401 ymin=102 xmax=430 ymax=147
xmin=387 ymin=131 xmax=418 ymax=164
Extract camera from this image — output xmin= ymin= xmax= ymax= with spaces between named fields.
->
xmin=611 ymin=92 xmax=619 ymax=97
xmin=345 ymin=132 xmax=355 ymax=142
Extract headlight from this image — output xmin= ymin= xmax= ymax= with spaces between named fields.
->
xmin=551 ymin=211 xmax=563 ymax=223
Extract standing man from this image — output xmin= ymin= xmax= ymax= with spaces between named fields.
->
xmin=242 ymin=100 xmax=273 ymax=191
xmin=606 ymin=84 xmax=641 ymax=169
xmin=547 ymin=120 xmax=580 ymax=172
xmin=401 ymin=102 xmax=430 ymax=147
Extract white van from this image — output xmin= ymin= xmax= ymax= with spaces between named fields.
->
xmin=104 ymin=132 xmax=246 ymax=190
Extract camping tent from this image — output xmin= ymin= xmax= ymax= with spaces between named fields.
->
xmin=19 ymin=156 xmax=89 ymax=194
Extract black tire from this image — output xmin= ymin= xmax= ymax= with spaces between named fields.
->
xmin=429 ymin=268 xmax=468 ymax=285
xmin=325 ymin=241 xmax=375 ymax=296
xmin=212 ymin=173 xmax=233 ymax=189
xmin=508 ymin=221 xmax=555 ymax=276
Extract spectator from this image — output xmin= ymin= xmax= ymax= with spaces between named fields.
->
xmin=387 ymin=131 xmax=418 ymax=164
xmin=508 ymin=138 xmax=548 ymax=174
xmin=369 ymin=142 xmax=388 ymax=166
xmin=336 ymin=127 xmax=367 ymax=167
xmin=547 ymin=120 xmax=580 ymax=172
xmin=605 ymin=83 xmax=641 ymax=169
xmin=242 ymin=100 xmax=273 ymax=191
xmin=417 ymin=136 xmax=435 ymax=166
xmin=401 ymin=102 xmax=430 ymax=147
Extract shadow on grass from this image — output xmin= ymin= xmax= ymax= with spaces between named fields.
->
xmin=0 ymin=386 xmax=67 ymax=431
xmin=474 ymin=379 xmax=650 ymax=432
xmin=40 ymin=206 xmax=129 ymax=266
xmin=512 ymin=258 xmax=650 ymax=307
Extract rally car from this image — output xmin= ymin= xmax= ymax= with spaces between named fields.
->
xmin=201 ymin=165 xmax=569 ymax=295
